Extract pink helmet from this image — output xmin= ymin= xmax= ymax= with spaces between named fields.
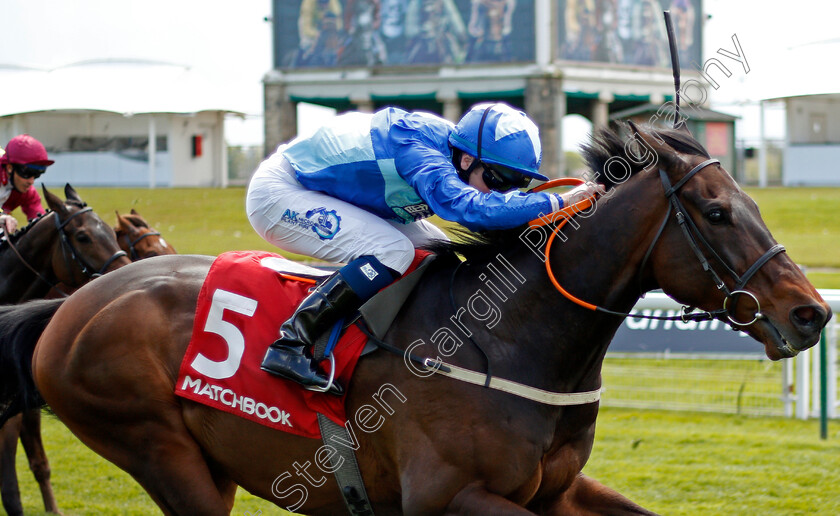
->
xmin=0 ymin=134 xmax=54 ymax=166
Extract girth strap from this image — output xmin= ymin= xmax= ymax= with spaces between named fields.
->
xmin=317 ymin=414 xmax=375 ymax=516
xmin=421 ymin=359 xmax=603 ymax=406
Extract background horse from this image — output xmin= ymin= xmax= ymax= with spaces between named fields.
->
xmin=115 ymin=209 xmax=177 ymax=260
xmin=0 ymin=125 xmax=830 ymax=515
xmin=0 ymin=184 xmax=131 ymax=516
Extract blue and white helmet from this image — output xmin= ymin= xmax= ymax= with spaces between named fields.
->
xmin=448 ymin=102 xmax=547 ymax=181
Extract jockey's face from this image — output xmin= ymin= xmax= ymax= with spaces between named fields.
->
xmin=9 ymin=165 xmax=36 ymax=193
xmin=459 ymin=153 xmax=492 ymax=193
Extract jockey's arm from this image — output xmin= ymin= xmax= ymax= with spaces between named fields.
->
xmin=395 ymin=144 xmax=560 ymax=231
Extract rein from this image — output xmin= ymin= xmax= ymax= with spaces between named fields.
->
xmin=4 ymin=231 xmax=72 ymax=297
xmin=533 ymin=161 xmax=786 ymax=326
xmin=4 ymin=206 xmax=126 ymax=295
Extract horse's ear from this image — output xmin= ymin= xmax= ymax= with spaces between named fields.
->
xmin=674 ymin=120 xmax=694 ymax=137
xmin=130 ymin=208 xmax=139 ymax=215
xmin=64 ymin=183 xmax=83 ymax=204
xmin=627 ymin=121 xmax=665 ymax=151
xmin=626 ymin=121 xmax=687 ymax=171
xmin=115 ymin=210 xmax=140 ymax=235
xmin=42 ymin=185 xmax=69 ymax=217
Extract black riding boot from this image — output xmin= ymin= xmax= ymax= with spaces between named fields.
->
xmin=261 ymin=272 xmax=360 ymax=396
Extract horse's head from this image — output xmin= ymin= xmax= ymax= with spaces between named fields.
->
xmin=44 ymin=184 xmax=131 ymax=286
xmin=115 ymin=209 xmax=176 ymax=260
xmin=628 ymin=124 xmax=830 ymax=359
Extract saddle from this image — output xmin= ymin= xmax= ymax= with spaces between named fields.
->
xmin=174 ymin=250 xmax=434 ymax=439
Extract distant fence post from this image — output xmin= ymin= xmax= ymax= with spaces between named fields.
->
xmin=828 ymin=318 xmax=838 ymax=420
xmin=813 ymin=337 xmax=822 ymax=418
xmin=820 ymin=329 xmax=828 ymax=439
xmin=795 ymin=348 xmax=810 ymax=420
xmin=782 ymin=359 xmax=794 ymax=417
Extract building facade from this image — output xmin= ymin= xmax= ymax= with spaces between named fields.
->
xmin=0 ymin=62 xmax=241 ymax=187
xmin=265 ymin=0 xmax=705 ymax=179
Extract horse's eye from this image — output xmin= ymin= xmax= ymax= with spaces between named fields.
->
xmin=706 ymin=209 xmax=727 ymax=224
xmin=75 ymin=232 xmax=92 ymax=244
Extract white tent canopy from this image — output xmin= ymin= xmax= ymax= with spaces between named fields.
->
xmin=0 ymin=59 xmax=248 ymax=117
xmin=0 ymin=60 xmax=247 ymax=187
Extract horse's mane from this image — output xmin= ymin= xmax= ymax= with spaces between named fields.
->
xmin=425 ymin=124 xmax=712 ymax=263
xmin=0 ymin=201 xmax=89 ymax=250
xmin=580 ymin=123 xmax=711 ymax=190
xmin=0 ymin=212 xmax=51 ymax=249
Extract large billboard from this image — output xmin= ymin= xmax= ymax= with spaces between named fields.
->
xmin=274 ymin=0 xmax=536 ymax=69
xmin=558 ymin=0 xmax=702 ymax=68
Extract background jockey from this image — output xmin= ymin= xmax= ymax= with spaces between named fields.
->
xmin=246 ymin=102 xmax=604 ymax=395
xmin=0 ymin=134 xmax=52 ymax=235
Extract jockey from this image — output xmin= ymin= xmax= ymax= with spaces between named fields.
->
xmin=0 ymin=135 xmax=52 ymax=235
xmin=246 ymin=102 xmax=603 ymax=395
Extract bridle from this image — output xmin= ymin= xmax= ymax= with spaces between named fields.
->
xmin=118 ymin=228 xmax=162 ymax=261
xmin=535 ymin=158 xmax=786 ymax=327
xmin=4 ymin=207 xmax=127 ymax=296
xmin=55 ymin=205 xmax=128 ymax=279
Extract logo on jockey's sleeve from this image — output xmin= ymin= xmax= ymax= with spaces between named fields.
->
xmin=402 ymin=203 xmax=432 ymax=221
xmin=281 ymin=207 xmax=341 ymax=240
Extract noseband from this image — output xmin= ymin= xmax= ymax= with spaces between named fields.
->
xmin=539 ymin=159 xmax=786 ymax=326
xmin=119 ymin=229 xmax=162 ymax=260
xmin=55 ymin=206 xmax=128 ymax=279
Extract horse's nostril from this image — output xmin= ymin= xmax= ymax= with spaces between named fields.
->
xmin=791 ymin=305 xmax=827 ymax=330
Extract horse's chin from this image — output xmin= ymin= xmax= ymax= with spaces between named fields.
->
xmin=748 ymin=318 xmax=814 ymax=361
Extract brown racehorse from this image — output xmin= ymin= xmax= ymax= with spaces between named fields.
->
xmin=0 ymin=125 xmax=831 ymax=515
xmin=115 ymin=209 xmax=177 ymax=260
xmin=0 ymin=184 xmax=131 ymax=516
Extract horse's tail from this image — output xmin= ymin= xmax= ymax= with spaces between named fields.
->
xmin=0 ymin=298 xmax=65 ymax=427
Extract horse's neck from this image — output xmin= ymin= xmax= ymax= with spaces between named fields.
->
xmin=0 ymin=223 xmax=59 ymax=303
xmin=470 ymin=173 xmax=667 ymax=394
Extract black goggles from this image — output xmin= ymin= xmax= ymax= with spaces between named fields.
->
xmin=481 ymin=162 xmax=532 ymax=192
xmin=12 ymin=164 xmax=46 ymax=180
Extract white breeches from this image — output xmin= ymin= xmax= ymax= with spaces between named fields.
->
xmin=246 ymin=151 xmax=448 ymax=274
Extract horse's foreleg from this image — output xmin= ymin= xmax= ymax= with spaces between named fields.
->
xmin=0 ymin=414 xmax=24 ymax=516
xmin=539 ymin=473 xmax=658 ymax=516
xmin=19 ymin=409 xmax=60 ymax=513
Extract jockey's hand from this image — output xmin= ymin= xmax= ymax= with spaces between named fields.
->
xmin=0 ymin=214 xmax=17 ymax=234
xmin=561 ymin=182 xmax=606 ymax=208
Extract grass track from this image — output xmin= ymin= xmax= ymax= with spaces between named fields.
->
xmin=12 ymin=408 xmax=840 ymax=515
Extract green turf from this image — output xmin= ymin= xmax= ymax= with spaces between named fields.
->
xmin=12 ymin=408 xmax=840 ymax=515
xmin=745 ymin=187 xmax=840 ymax=269
xmin=11 ymin=412 xmax=291 ymax=516
xmin=585 ymin=408 xmax=840 ymax=516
